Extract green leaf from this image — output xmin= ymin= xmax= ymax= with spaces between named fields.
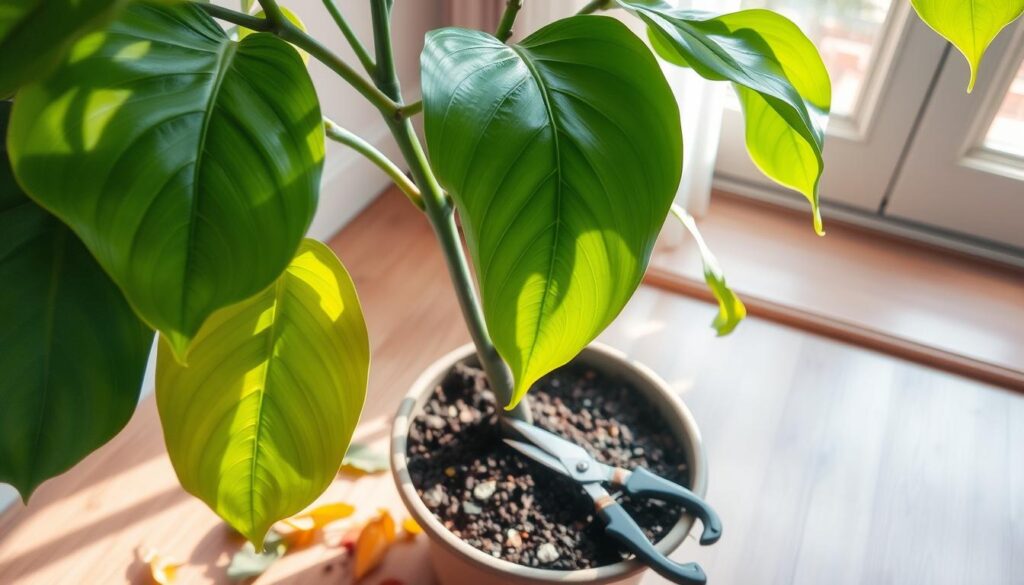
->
xmin=0 ymin=100 xmax=153 ymax=498
xmin=7 ymin=2 xmax=325 ymax=359
xmin=422 ymin=16 xmax=682 ymax=408
xmin=911 ymin=0 xmax=1024 ymax=92
xmin=625 ymin=1 xmax=830 ymax=234
xmin=156 ymin=239 xmax=369 ymax=548
xmin=227 ymin=531 xmax=286 ymax=580
xmin=0 ymin=0 xmax=125 ymax=97
xmin=340 ymin=443 xmax=389 ymax=474
xmin=669 ymin=205 xmax=745 ymax=336
xmin=240 ymin=6 xmax=308 ymax=63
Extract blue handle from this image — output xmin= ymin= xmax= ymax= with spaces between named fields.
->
xmin=624 ymin=468 xmax=722 ymax=545
xmin=600 ymin=501 xmax=707 ymax=585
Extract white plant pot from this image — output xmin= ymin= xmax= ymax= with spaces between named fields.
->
xmin=391 ymin=343 xmax=708 ymax=585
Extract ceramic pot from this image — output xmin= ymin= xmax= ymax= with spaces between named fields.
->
xmin=391 ymin=343 xmax=708 ymax=585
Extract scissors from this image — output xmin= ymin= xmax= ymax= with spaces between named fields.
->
xmin=502 ymin=418 xmax=722 ymax=585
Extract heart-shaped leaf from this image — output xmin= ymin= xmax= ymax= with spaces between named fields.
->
xmin=624 ymin=1 xmax=830 ymax=234
xmin=911 ymin=0 xmax=1024 ymax=92
xmin=156 ymin=239 xmax=369 ymax=548
xmin=0 ymin=101 xmax=153 ymax=498
xmin=422 ymin=16 xmax=682 ymax=408
xmin=0 ymin=0 xmax=125 ymax=96
xmin=7 ymin=2 xmax=325 ymax=358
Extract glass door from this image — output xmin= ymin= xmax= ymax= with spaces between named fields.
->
xmin=884 ymin=19 xmax=1024 ymax=251
xmin=714 ymin=0 xmax=948 ymax=211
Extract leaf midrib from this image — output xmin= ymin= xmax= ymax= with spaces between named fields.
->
xmin=509 ymin=43 xmax=564 ymax=373
xmin=249 ymin=274 xmax=287 ymax=535
xmin=181 ymin=38 xmax=239 ymax=329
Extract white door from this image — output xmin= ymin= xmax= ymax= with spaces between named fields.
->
xmin=714 ymin=0 xmax=948 ymax=211
xmin=885 ymin=20 xmax=1024 ymax=251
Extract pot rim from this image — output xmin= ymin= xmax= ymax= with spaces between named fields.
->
xmin=390 ymin=342 xmax=707 ymax=583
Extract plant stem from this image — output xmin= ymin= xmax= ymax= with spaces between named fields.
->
xmin=197 ymin=2 xmax=401 ymax=117
xmin=324 ymin=117 xmax=423 ymax=210
xmin=388 ymin=119 xmax=531 ymax=422
xmin=322 ymin=0 xmax=376 ymax=75
xmin=495 ymin=0 xmax=524 ymax=42
xmin=397 ymin=100 xmax=423 ymax=118
xmin=368 ymin=2 xmax=530 ymax=421
xmin=577 ymin=0 xmax=613 ymax=15
xmin=369 ymin=0 xmax=401 ymax=100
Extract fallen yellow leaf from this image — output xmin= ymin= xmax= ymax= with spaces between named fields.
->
xmin=278 ymin=502 xmax=356 ymax=549
xmin=401 ymin=517 xmax=422 ymax=540
xmin=353 ymin=510 xmax=397 ymax=581
xmin=137 ymin=546 xmax=182 ymax=585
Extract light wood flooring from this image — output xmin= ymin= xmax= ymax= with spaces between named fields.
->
xmin=1 ymin=189 xmax=1020 ymax=584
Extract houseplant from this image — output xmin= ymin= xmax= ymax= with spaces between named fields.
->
xmin=0 ymin=0 xmax=1018 ymax=582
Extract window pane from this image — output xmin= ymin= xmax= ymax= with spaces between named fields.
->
xmin=738 ymin=0 xmax=893 ymax=116
xmin=982 ymin=58 xmax=1024 ymax=158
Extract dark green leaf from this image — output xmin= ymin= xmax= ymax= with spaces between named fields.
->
xmin=7 ymin=2 xmax=325 ymax=359
xmin=623 ymin=1 xmax=830 ymax=234
xmin=0 ymin=100 xmax=153 ymax=498
xmin=0 ymin=0 xmax=125 ymax=96
xmin=422 ymin=16 xmax=682 ymax=407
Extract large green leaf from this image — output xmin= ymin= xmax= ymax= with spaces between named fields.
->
xmin=624 ymin=1 xmax=830 ymax=234
xmin=911 ymin=0 xmax=1024 ymax=92
xmin=0 ymin=0 xmax=125 ymax=97
xmin=422 ymin=16 xmax=682 ymax=408
xmin=7 ymin=2 xmax=325 ymax=359
xmin=0 ymin=100 xmax=153 ymax=498
xmin=156 ymin=239 xmax=369 ymax=547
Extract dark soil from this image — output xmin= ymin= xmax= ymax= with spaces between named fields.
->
xmin=405 ymin=359 xmax=690 ymax=570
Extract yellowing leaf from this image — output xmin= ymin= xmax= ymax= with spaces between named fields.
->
xmin=137 ymin=547 xmax=182 ymax=585
xmin=278 ymin=502 xmax=357 ymax=548
xmin=401 ymin=517 xmax=423 ymax=540
xmin=156 ymin=239 xmax=369 ymax=549
xmin=911 ymin=0 xmax=1024 ymax=92
xmin=670 ymin=205 xmax=746 ymax=336
xmin=354 ymin=510 xmax=397 ymax=581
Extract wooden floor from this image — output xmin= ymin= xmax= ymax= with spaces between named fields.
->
xmin=651 ymin=191 xmax=1024 ymax=384
xmin=1 ymin=190 xmax=1021 ymax=584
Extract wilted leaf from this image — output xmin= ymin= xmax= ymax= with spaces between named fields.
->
xmin=137 ymin=547 xmax=182 ymax=585
xmin=670 ymin=205 xmax=746 ymax=335
xmin=341 ymin=443 xmax=390 ymax=475
xmin=226 ymin=531 xmax=287 ymax=581
xmin=354 ymin=510 xmax=397 ymax=581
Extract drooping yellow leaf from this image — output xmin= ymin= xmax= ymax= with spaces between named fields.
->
xmin=137 ymin=547 xmax=182 ymax=585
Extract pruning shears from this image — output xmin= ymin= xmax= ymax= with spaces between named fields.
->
xmin=502 ymin=418 xmax=722 ymax=585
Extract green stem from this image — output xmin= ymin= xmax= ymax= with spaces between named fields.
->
xmin=197 ymin=2 xmax=400 ymax=117
xmin=577 ymin=0 xmax=613 ymax=15
xmin=495 ymin=0 xmax=524 ymax=42
xmin=324 ymin=117 xmax=423 ymax=210
xmin=370 ymin=0 xmax=401 ymax=100
xmin=369 ymin=2 xmax=529 ymax=421
xmin=322 ymin=0 xmax=376 ymax=75
xmin=397 ymin=100 xmax=423 ymax=118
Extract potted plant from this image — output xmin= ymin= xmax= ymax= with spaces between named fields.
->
xmin=0 ymin=0 xmax=1013 ymax=583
